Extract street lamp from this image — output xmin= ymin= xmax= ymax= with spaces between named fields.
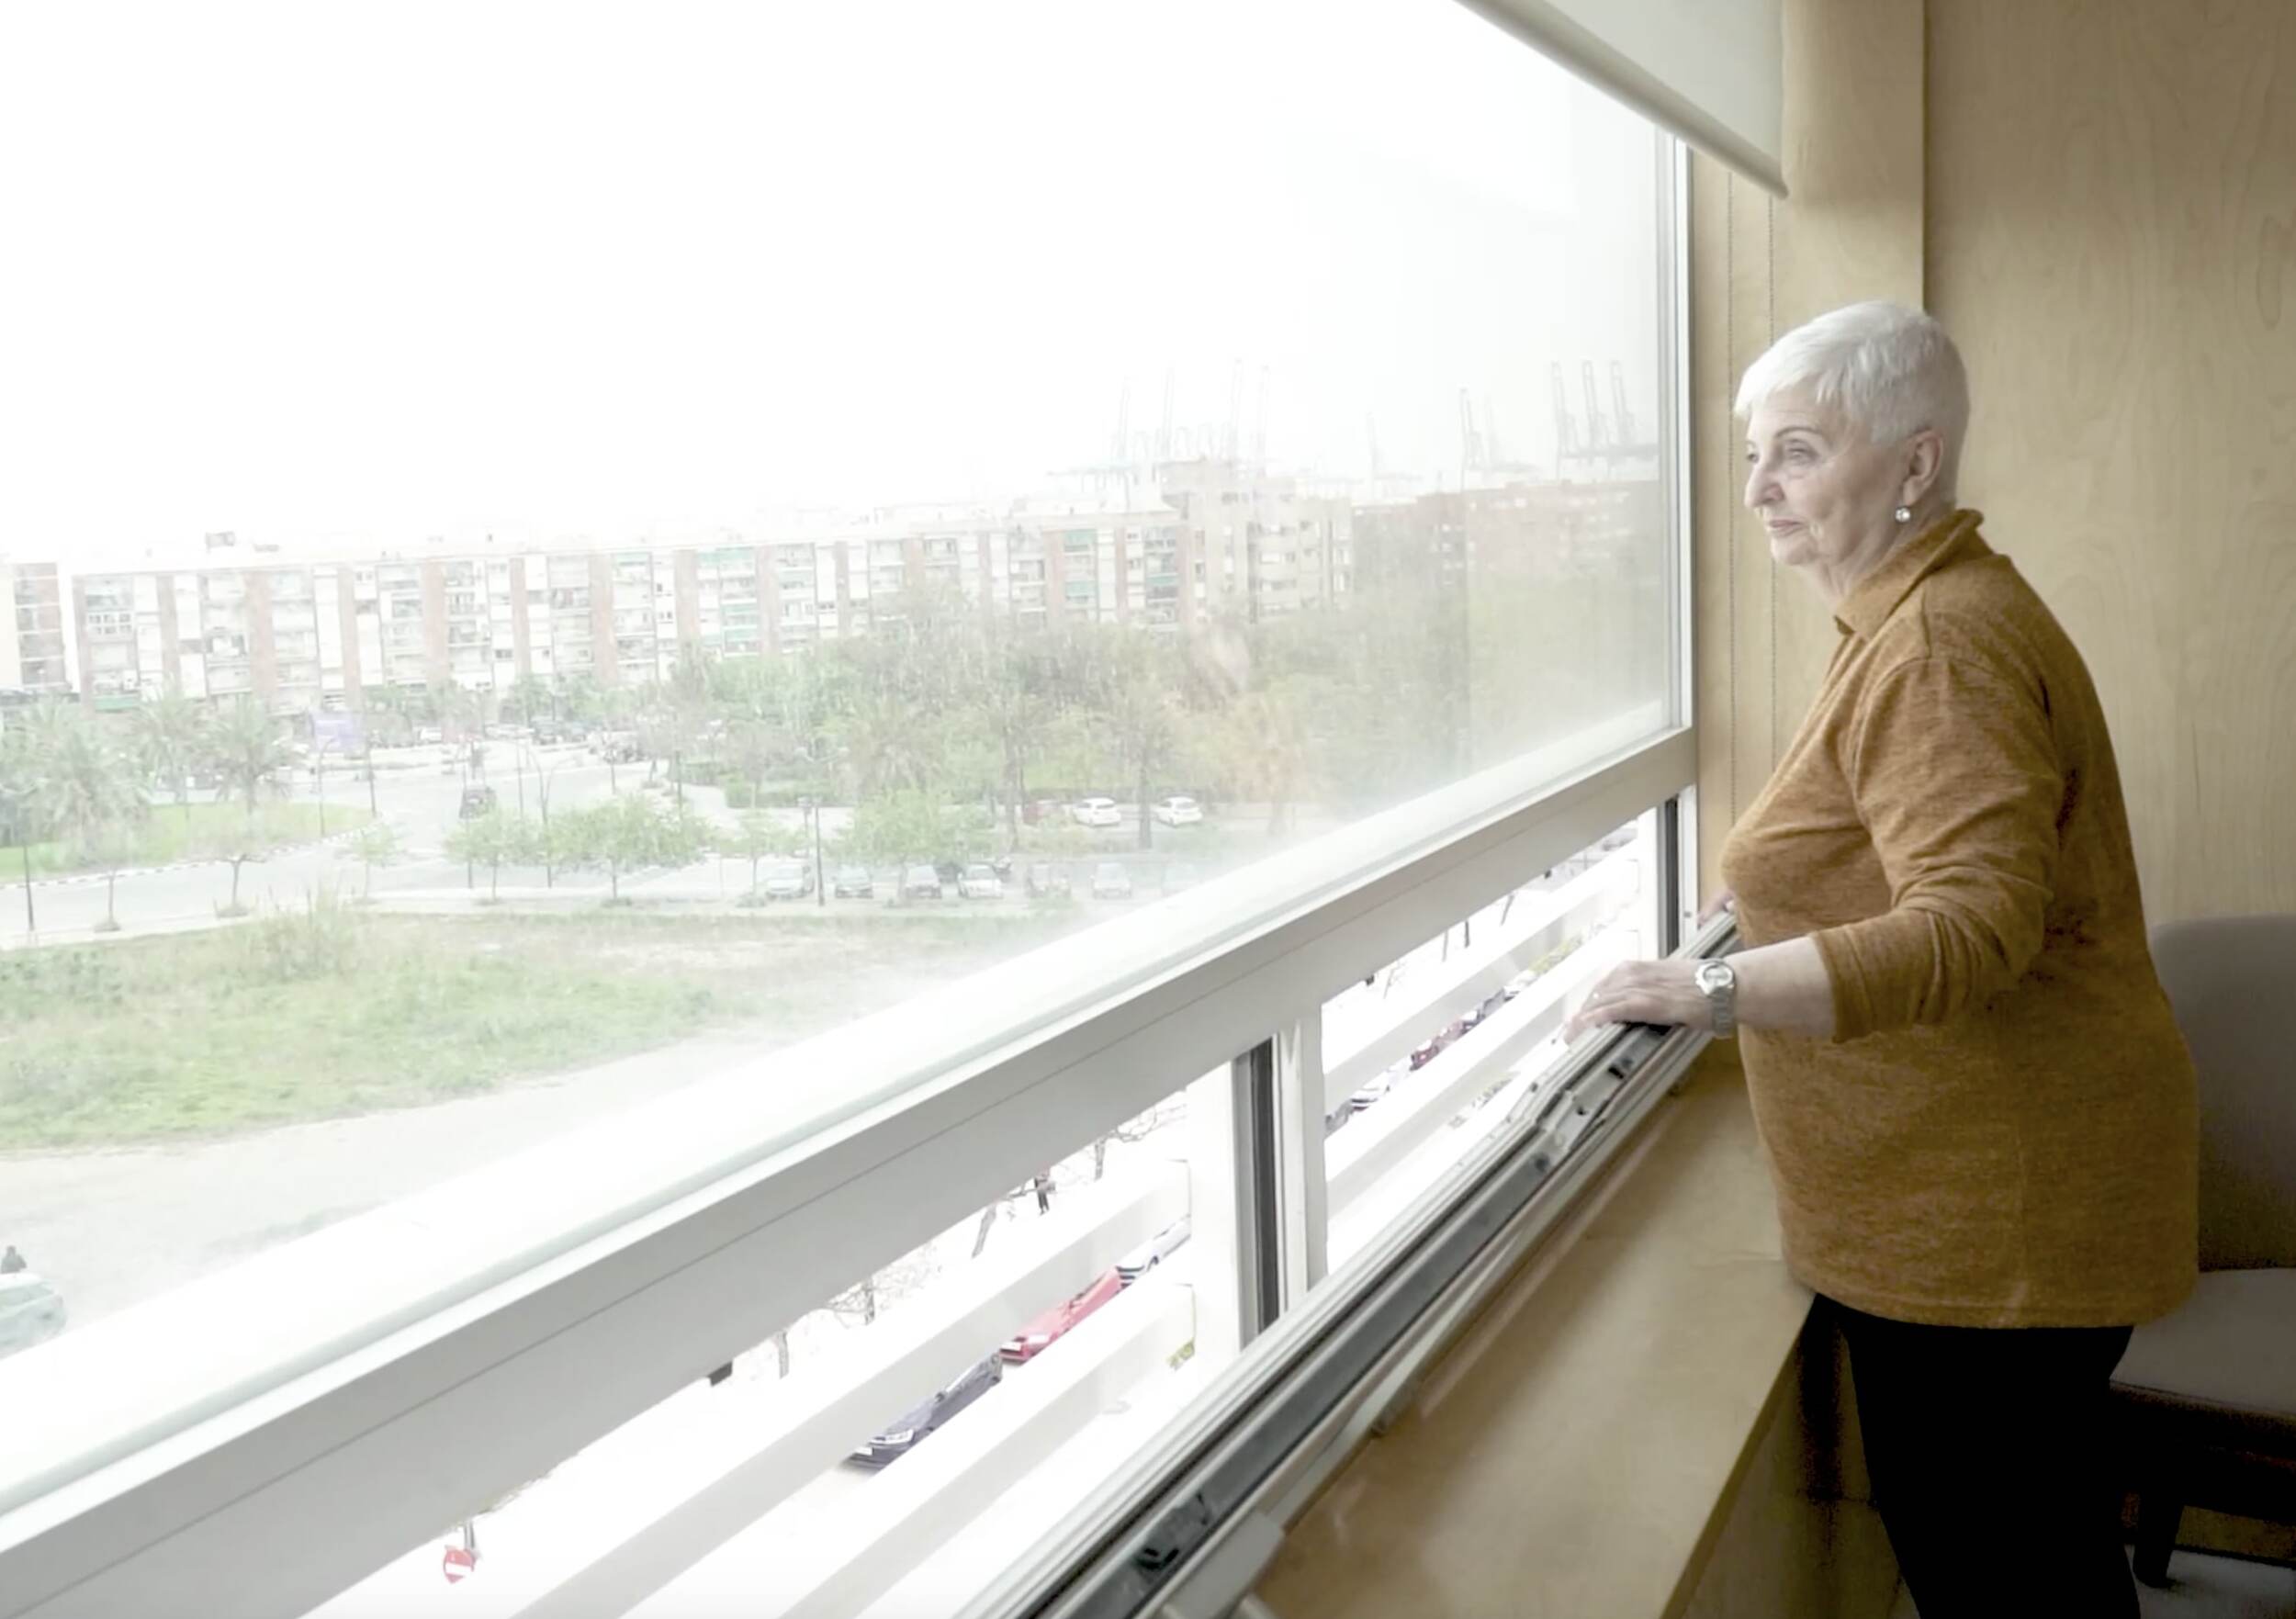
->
xmin=798 ymin=794 xmax=825 ymax=907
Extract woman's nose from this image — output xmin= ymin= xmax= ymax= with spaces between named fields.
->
xmin=1743 ymin=461 xmax=1774 ymax=511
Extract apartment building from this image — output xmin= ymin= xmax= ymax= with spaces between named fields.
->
xmin=18 ymin=464 xmax=1392 ymax=714
xmin=1 ymin=560 xmax=71 ymax=699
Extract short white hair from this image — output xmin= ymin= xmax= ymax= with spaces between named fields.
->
xmin=1735 ymin=300 xmax=1969 ymax=493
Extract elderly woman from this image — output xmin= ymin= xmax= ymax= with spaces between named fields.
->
xmin=1566 ymin=301 xmax=2197 ymax=1615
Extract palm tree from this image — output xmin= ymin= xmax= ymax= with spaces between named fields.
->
xmin=507 ymin=671 xmax=555 ymax=729
xmin=206 ymin=697 xmax=294 ymax=824
xmin=136 ymin=694 xmax=209 ymax=818
xmin=22 ymin=702 xmax=138 ymax=851
xmin=838 ymin=685 xmax=942 ymax=800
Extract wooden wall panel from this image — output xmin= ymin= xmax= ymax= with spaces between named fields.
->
xmin=1938 ymin=3 xmax=2296 ymax=923
xmin=1691 ymin=0 xmax=1925 ymax=899
xmin=1772 ymin=0 xmax=1926 ymax=736
xmin=1928 ymin=0 xmax=2296 ymax=921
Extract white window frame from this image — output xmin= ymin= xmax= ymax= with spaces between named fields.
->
xmin=0 ymin=135 xmax=1694 ymax=1619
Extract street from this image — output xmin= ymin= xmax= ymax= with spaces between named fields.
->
xmin=1 ymin=744 xmax=1242 ymax=942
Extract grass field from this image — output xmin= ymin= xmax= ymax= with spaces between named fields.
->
xmin=19 ymin=801 xmax=372 ymax=879
xmin=0 ymin=900 xmax=1073 ymax=1149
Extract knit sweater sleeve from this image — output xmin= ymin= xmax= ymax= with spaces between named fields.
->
xmin=1812 ymin=654 xmax=2064 ymax=1041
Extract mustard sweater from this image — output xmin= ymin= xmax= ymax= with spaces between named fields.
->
xmin=1721 ymin=510 xmax=2198 ymax=1328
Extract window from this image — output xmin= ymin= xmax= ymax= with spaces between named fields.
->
xmin=0 ymin=5 xmax=1684 ymax=1613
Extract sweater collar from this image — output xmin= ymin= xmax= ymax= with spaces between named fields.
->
xmin=1833 ymin=508 xmax=1990 ymax=639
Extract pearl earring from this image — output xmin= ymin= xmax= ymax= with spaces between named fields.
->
xmin=1894 ymin=505 xmax=1912 ymax=523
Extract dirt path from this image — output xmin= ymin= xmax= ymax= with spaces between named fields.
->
xmin=0 ymin=1022 xmax=782 ymax=1332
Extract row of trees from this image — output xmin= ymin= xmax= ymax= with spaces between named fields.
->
xmin=441 ymin=796 xmax=722 ymax=903
xmin=0 ymin=695 xmax=311 ymax=928
xmin=437 ymin=795 xmax=993 ymax=905
xmin=380 ymin=576 xmax=1489 ymax=859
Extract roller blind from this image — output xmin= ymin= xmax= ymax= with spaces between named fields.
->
xmin=1459 ymin=0 xmax=1786 ymax=194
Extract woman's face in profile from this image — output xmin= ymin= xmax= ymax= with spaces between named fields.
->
xmin=1743 ymin=387 xmax=1904 ymax=572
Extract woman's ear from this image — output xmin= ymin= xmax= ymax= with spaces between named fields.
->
xmin=1900 ymin=429 xmax=1946 ymax=508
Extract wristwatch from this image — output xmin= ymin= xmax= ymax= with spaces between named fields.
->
xmin=1694 ymin=959 xmax=1738 ymax=1039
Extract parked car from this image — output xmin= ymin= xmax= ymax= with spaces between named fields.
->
xmin=1350 ymin=1061 xmax=1409 ymax=1115
xmin=0 ymin=1268 xmax=66 ymax=1360
xmin=457 ymin=785 xmax=498 ymax=819
xmin=1409 ymin=1017 xmax=1469 ymax=1071
xmin=903 ymin=863 xmax=944 ymax=901
xmin=934 ymin=859 xmax=963 ymax=888
xmin=1116 ymin=1217 xmax=1191 ymax=1285
xmin=1091 ymin=861 xmax=1133 ymax=900
xmin=1069 ymin=796 xmax=1122 ymax=828
xmin=831 ymin=863 xmax=874 ymax=899
xmin=1026 ymin=861 xmax=1070 ymax=897
xmin=849 ymin=1355 xmax=1004 ymax=1467
xmin=999 ymin=1268 xmax=1124 ymax=1363
xmin=761 ymin=859 xmax=816 ymax=900
xmin=959 ymin=862 xmax=1003 ymax=900
xmin=1151 ymin=794 xmax=1204 ymax=827
xmin=415 ymin=725 xmax=444 ymax=746
xmin=1165 ymin=861 xmax=1199 ymax=891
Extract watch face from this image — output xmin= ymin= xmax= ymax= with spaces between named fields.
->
xmin=1695 ymin=961 xmax=1733 ymax=993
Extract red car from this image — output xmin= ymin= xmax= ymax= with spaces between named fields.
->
xmin=999 ymin=1268 xmax=1124 ymax=1363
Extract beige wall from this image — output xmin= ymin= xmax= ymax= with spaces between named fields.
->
xmin=1701 ymin=0 xmax=2296 ymax=923
xmin=1927 ymin=0 xmax=2296 ymax=922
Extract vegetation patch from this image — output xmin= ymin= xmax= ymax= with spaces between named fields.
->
xmin=0 ymin=903 xmax=1076 ymax=1150
xmin=18 ymin=802 xmax=369 ymax=879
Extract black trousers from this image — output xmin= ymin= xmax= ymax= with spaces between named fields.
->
xmin=1827 ymin=1298 xmax=2139 ymax=1618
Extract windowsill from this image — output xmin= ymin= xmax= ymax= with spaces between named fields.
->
xmin=1256 ymin=1043 xmax=1817 ymax=1619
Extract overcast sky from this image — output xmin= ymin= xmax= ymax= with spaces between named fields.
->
xmin=1 ymin=1 xmax=1661 ymax=564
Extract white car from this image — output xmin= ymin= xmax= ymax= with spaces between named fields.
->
xmin=1151 ymin=794 xmax=1203 ymax=826
xmin=1069 ymin=797 xmax=1122 ymax=828
xmin=958 ymin=862 xmax=1003 ymax=900
xmin=1116 ymin=1217 xmax=1191 ymax=1285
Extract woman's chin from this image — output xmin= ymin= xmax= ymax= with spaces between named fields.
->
xmin=1767 ymin=529 xmax=1815 ymax=567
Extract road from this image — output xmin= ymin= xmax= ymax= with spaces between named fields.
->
xmin=1 ymin=1021 xmax=783 ymax=1332
xmin=1 ymin=745 xmax=700 ymax=940
xmin=0 ymin=744 xmax=1229 ymax=941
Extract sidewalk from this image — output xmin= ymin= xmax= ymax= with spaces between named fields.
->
xmin=13 ymin=823 xmax=371 ymax=890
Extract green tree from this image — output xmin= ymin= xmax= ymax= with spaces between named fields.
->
xmin=555 ymin=793 xmax=704 ymax=904
xmin=1214 ymin=680 xmax=1320 ymax=840
xmin=206 ymin=830 xmax=262 ymax=916
xmin=87 ymin=819 xmax=141 ymax=932
xmin=557 ymin=671 xmax=603 ymax=731
xmin=712 ymin=658 xmax=799 ymax=808
xmin=339 ymin=819 xmax=400 ymax=901
xmin=838 ymin=684 xmax=942 ymax=800
xmin=727 ymin=809 xmax=798 ymax=899
xmin=362 ymin=681 xmax=422 ymax=747
xmin=206 ymin=698 xmax=294 ymax=823
xmin=837 ymin=789 xmax=947 ymax=890
xmin=135 ymin=694 xmax=210 ymax=818
xmin=445 ymin=808 xmax=524 ymax=901
xmin=19 ymin=703 xmax=140 ymax=852
xmin=1091 ymin=633 xmax=1184 ymax=850
xmin=967 ymin=632 xmax=1063 ymax=846
xmin=507 ymin=672 xmax=555 ymax=729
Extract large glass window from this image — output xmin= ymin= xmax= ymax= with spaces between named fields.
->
xmin=0 ymin=0 xmax=1678 ymax=1608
